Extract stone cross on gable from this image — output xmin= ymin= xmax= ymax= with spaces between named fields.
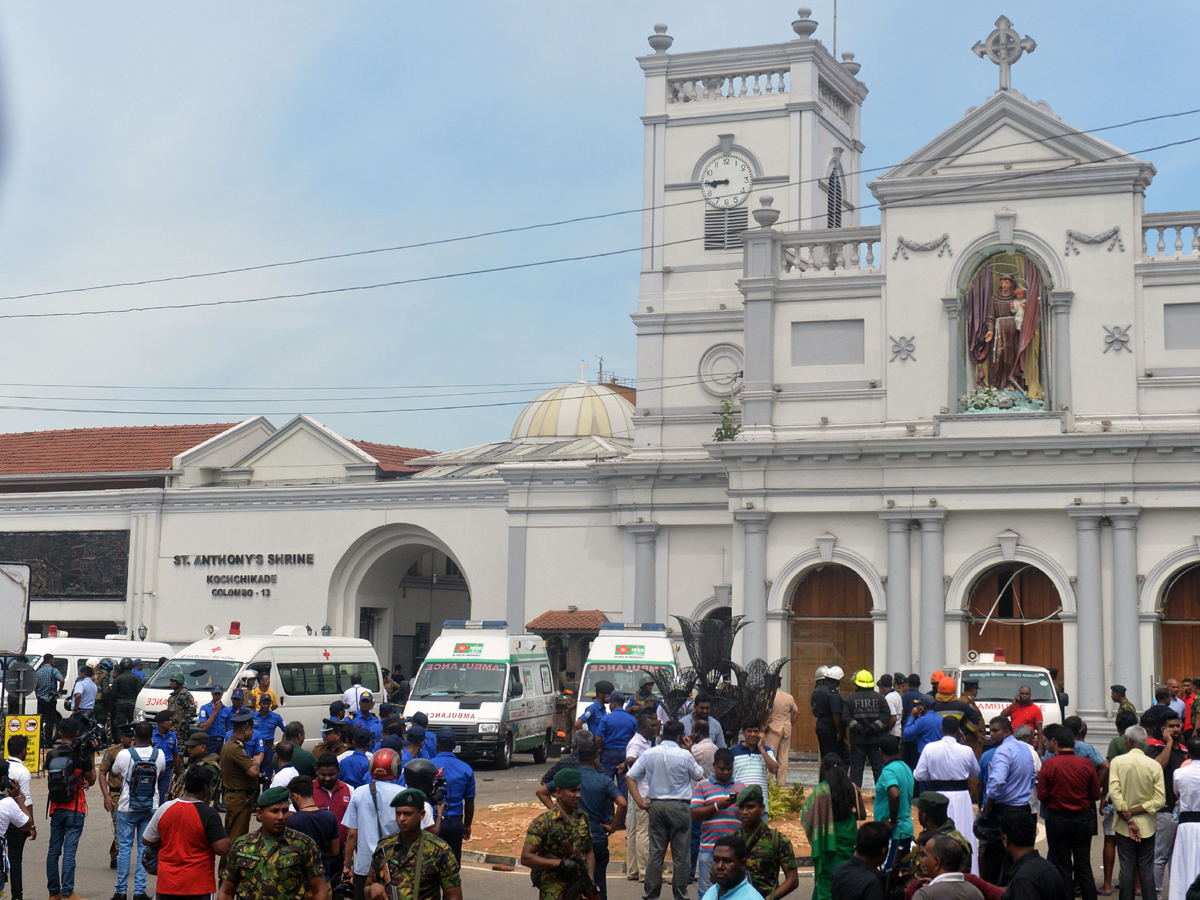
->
xmin=972 ymin=15 xmax=1036 ymax=91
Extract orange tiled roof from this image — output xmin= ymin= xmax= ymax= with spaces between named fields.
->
xmin=349 ymin=439 xmax=437 ymax=475
xmin=526 ymin=609 xmax=610 ymax=632
xmin=0 ymin=423 xmax=239 ymax=476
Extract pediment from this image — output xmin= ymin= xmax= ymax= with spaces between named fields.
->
xmin=173 ymin=417 xmax=277 ymax=470
xmin=869 ymin=91 xmax=1154 ymax=203
xmin=227 ymin=415 xmax=378 ymax=483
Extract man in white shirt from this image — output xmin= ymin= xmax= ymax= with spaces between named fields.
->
xmin=111 ymin=721 xmax=168 ymax=900
xmin=0 ymin=758 xmax=32 ymax=900
xmin=626 ymin=720 xmax=704 ymax=900
xmin=342 ymin=674 xmax=370 ymax=715
xmin=913 ymin=834 xmax=983 ymax=900
xmin=914 ymin=716 xmax=981 ymax=875
xmin=5 ymin=735 xmax=35 ymax=900
xmin=880 ymin=675 xmax=904 ymax=739
xmin=624 ymin=713 xmax=658 ymax=882
xmin=269 ymin=740 xmax=300 ymax=790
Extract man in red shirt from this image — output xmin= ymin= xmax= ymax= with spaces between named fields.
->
xmin=1001 ymin=685 xmax=1044 ymax=751
xmin=142 ymin=767 xmax=230 ymax=900
xmin=45 ymin=718 xmax=97 ymax=900
xmin=312 ymin=753 xmax=352 ymax=872
xmin=1037 ymin=724 xmax=1101 ymax=900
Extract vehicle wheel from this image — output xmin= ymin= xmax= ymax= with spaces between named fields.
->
xmin=532 ymin=730 xmax=550 ymax=764
xmin=495 ymin=735 xmax=513 ymax=770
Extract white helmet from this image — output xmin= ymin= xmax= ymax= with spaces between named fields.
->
xmin=814 ymin=665 xmax=829 ymax=680
xmin=86 ymin=657 xmax=100 ymax=670
xmin=826 ymin=665 xmax=845 ymax=682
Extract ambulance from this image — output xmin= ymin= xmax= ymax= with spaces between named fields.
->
xmin=943 ymin=649 xmax=1064 ymax=735
xmin=403 ymin=621 xmax=555 ymax=769
xmin=575 ymin=623 xmax=679 ymax=723
xmin=135 ymin=622 xmax=382 ymax=742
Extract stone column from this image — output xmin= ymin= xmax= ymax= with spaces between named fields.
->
xmin=627 ymin=523 xmax=660 ymax=625
xmin=739 ymin=209 xmax=781 ymax=436
xmin=879 ymin=512 xmax=912 ymax=674
xmin=736 ymin=509 xmax=773 ymax=663
xmin=1110 ymin=507 xmax=1143 ymax=706
xmin=505 ymin=524 xmax=527 ymax=629
xmin=941 ymin=297 xmax=961 ymax=413
xmin=1069 ymin=508 xmax=1105 ymax=720
xmin=1050 ymin=291 xmax=1074 ymax=412
xmin=916 ymin=510 xmax=948 ymax=673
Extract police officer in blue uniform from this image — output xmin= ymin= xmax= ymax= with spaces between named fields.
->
xmin=402 ymin=726 xmax=431 ymax=765
xmin=408 ymin=711 xmax=439 ymax=757
xmin=432 ymin=726 xmax=476 ymax=863
xmin=349 ymin=690 xmax=383 ymax=751
xmin=574 ymin=679 xmax=614 ymax=733
xmin=198 ymin=684 xmax=233 ymax=756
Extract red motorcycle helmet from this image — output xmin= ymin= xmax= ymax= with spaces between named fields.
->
xmin=370 ymin=748 xmax=401 ymax=781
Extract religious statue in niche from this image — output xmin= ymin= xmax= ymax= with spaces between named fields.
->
xmin=962 ymin=251 xmax=1046 ymax=412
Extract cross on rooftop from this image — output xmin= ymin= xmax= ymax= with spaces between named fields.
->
xmin=972 ymin=15 xmax=1036 ymax=92
xmin=578 ymin=360 xmax=588 ymax=382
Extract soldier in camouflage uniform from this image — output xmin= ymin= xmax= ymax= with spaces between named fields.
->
xmin=734 ymin=785 xmax=799 ymax=899
xmin=1111 ymin=685 xmax=1137 ymax=717
xmin=166 ymin=670 xmax=198 ymax=739
xmin=366 ymin=788 xmax=462 ymax=900
xmin=521 ymin=768 xmax=597 ymax=900
xmin=95 ymin=659 xmax=116 ymax=742
xmin=99 ymin=722 xmax=136 ymax=868
xmin=174 ymin=731 xmax=222 ymax=799
xmin=216 ymin=786 xmax=327 ymax=900
xmin=901 ymin=791 xmax=972 ymax=884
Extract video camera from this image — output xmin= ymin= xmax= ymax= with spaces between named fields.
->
xmin=71 ymin=713 xmax=109 ymax=758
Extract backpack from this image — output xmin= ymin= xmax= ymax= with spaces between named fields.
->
xmin=46 ymin=753 xmax=79 ymax=806
xmin=127 ymin=747 xmax=161 ymax=813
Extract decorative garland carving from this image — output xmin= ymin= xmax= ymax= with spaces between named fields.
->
xmin=1103 ymin=325 xmax=1132 ymax=354
xmin=889 ymin=335 xmax=916 ymax=361
xmin=892 ymin=234 xmax=952 ymax=260
xmin=1065 ymin=227 xmax=1124 ymax=255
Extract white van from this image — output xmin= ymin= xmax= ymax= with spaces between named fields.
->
xmin=943 ymin=653 xmax=1064 ymax=733
xmin=25 ymin=633 xmax=174 ymax=721
xmin=403 ymin=620 xmax=555 ymax=769
xmin=135 ymin=624 xmax=382 ymax=743
xmin=575 ymin=623 xmax=679 ymax=723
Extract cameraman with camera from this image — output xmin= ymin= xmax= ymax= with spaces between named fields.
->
xmin=45 ymin=717 xmax=97 ymax=900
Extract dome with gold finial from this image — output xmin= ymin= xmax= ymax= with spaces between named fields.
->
xmin=510 ymin=377 xmax=635 ymax=442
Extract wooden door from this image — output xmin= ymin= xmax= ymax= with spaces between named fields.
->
xmin=1163 ymin=565 xmax=1200 ymax=681
xmin=967 ymin=564 xmax=1063 ymax=675
xmin=789 ymin=565 xmax=873 ymax=752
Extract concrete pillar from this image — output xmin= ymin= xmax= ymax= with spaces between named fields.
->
xmin=1050 ymin=291 xmax=1074 ymax=411
xmin=880 ymin=513 xmax=912 ymax=674
xmin=739 ymin=216 xmax=780 ymax=436
xmin=627 ymin=523 xmax=660 ymax=624
xmin=505 ymin=525 xmax=527 ymax=630
xmin=941 ymin=297 xmax=961 ymax=413
xmin=735 ymin=509 xmax=773 ymax=663
xmin=917 ymin=511 xmax=948 ymax=673
xmin=1110 ymin=507 xmax=1143 ymax=706
xmin=1069 ymin=509 xmax=1105 ymax=720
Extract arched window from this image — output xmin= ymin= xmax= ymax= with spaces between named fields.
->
xmin=825 ymin=156 xmax=845 ymax=229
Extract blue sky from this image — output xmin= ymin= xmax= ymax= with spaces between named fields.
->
xmin=0 ymin=2 xmax=1195 ymax=452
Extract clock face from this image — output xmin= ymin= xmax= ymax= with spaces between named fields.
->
xmin=700 ymin=154 xmax=753 ymax=209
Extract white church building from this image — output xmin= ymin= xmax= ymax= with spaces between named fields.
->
xmin=5 ymin=11 xmax=1200 ymax=744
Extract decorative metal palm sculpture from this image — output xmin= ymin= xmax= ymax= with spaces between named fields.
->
xmin=727 ymin=657 xmax=791 ymax=732
xmin=673 ymin=614 xmax=746 ymax=739
xmin=643 ymin=665 xmax=698 ymax=720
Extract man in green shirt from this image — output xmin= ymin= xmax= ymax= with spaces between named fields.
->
xmin=521 ymin=768 xmax=595 ymax=900
xmin=217 ymin=786 xmax=327 ymax=900
xmin=736 ymin=785 xmax=798 ymax=900
xmin=284 ymin=722 xmax=317 ymax=778
xmin=873 ymin=736 xmax=915 ymax=870
xmin=367 ymin=788 xmax=462 ymax=900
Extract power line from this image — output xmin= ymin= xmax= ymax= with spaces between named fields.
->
xmin=0 ymin=105 xmax=1195 ymax=304
xmin=2 ymin=132 xmax=1195 ymax=322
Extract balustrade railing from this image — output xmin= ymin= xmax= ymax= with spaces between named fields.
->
xmin=668 ymin=69 xmax=789 ymax=104
xmin=780 ymin=226 xmax=882 ymax=275
xmin=1142 ymin=212 xmax=1200 ymax=260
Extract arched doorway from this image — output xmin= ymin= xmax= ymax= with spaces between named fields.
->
xmin=329 ymin=526 xmax=471 ymax=677
xmin=1161 ymin=564 xmax=1200 ymax=680
xmin=966 ymin=564 xmax=1063 ymax=674
xmin=789 ymin=565 xmax=873 ymax=752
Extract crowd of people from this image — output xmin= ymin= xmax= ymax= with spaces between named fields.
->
xmin=802 ymin=665 xmax=1200 ymax=900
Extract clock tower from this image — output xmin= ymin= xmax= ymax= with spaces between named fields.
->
xmin=633 ymin=10 xmax=867 ymax=451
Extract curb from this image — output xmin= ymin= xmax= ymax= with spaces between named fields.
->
xmin=462 ymin=849 xmax=815 ymax=870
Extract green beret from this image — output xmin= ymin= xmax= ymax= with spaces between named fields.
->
xmin=257 ymin=786 xmax=290 ymax=808
xmin=390 ymin=788 xmax=427 ymax=809
xmin=553 ymin=768 xmax=583 ymax=790
xmin=736 ymin=784 xmax=764 ymax=806
xmin=917 ymin=791 xmax=949 ymax=814
xmin=1111 ymin=684 xmax=1127 ymax=694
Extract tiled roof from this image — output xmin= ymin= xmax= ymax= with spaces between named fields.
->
xmin=0 ymin=423 xmax=239 ymax=476
xmin=349 ymin=440 xmax=438 ymax=475
xmin=526 ymin=609 xmax=610 ymax=632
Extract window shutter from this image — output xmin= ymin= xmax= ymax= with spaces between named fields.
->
xmin=704 ymin=208 xmax=749 ymax=251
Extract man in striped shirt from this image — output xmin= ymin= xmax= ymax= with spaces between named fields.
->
xmin=692 ymin=749 xmax=745 ymax=899
xmin=731 ymin=717 xmax=778 ymax=817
